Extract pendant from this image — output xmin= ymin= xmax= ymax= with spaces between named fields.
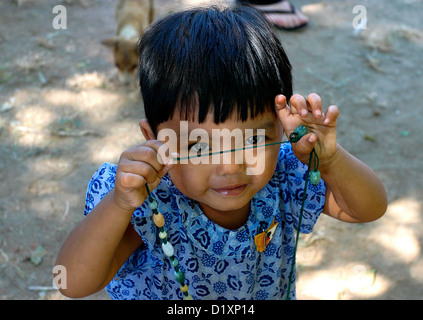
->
xmin=254 ymin=218 xmax=279 ymax=253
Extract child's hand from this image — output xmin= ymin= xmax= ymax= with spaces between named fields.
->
xmin=275 ymin=93 xmax=340 ymax=168
xmin=113 ymin=140 xmax=176 ymax=212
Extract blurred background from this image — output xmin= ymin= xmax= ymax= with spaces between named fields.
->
xmin=0 ymin=0 xmax=422 ymax=300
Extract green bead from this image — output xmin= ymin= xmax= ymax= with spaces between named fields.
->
xmin=310 ymin=170 xmax=321 ymax=186
xmin=289 ymin=125 xmax=308 ymax=142
xmin=148 ymin=199 xmax=158 ymax=210
xmin=170 ymin=256 xmax=179 ymax=268
xmin=294 ymin=125 xmax=308 ymax=138
xmin=174 ymin=270 xmax=185 ymax=284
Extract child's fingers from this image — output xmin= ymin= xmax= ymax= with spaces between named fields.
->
xmin=289 ymin=93 xmax=324 ymax=119
xmin=118 ymin=140 xmax=177 ymax=186
xmin=306 ymin=93 xmax=323 ymax=118
xmin=146 ymin=140 xmax=179 ymax=168
xmin=123 ymin=140 xmax=171 ymax=169
xmin=121 ymin=147 xmax=162 ymax=174
xmin=290 ymin=94 xmax=308 ymax=117
xmin=157 ymin=157 xmax=178 ymax=178
xmin=116 ymin=172 xmax=147 ymax=190
xmin=275 ymin=94 xmax=296 ymax=134
xmin=275 ymin=94 xmax=290 ymax=120
xmin=275 ymin=94 xmax=287 ymax=109
xmin=141 ymin=140 xmax=173 ymax=166
xmin=118 ymin=158 xmax=161 ymax=185
xmin=276 ymin=94 xmax=308 ymax=137
xmin=323 ymin=105 xmax=340 ymax=125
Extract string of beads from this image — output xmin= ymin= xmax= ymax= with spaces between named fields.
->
xmin=285 ymin=126 xmax=320 ymax=299
xmin=145 ymin=184 xmax=193 ymax=300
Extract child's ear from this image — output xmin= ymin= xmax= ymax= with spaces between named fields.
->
xmin=139 ymin=119 xmax=155 ymax=140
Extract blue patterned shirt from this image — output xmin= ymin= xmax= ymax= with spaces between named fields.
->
xmin=83 ymin=143 xmax=326 ymax=300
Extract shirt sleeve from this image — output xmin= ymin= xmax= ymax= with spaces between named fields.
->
xmin=83 ymin=163 xmax=117 ymax=216
xmin=278 ymin=143 xmax=326 ymax=234
xmin=83 ymin=162 xmax=163 ymax=251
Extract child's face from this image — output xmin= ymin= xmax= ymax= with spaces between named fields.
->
xmin=155 ymin=107 xmax=283 ymax=223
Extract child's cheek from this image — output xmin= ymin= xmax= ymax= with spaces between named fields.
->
xmin=260 ymin=145 xmax=280 ymax=178
xmin=168 ymin=164 xmax=208 ymax=193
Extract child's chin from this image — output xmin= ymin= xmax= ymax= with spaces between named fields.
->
xmin=206 ymin=193 xmax=252 ymax=211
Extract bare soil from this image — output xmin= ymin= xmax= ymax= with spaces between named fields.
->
xmin=0 ymin=0 xmax=422 ymax=300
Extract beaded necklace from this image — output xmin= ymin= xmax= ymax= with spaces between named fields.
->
xmin=145 ymin=126 xmax=320 ymax=300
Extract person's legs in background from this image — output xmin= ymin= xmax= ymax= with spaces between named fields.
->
xmin=237 ymin=0 xmax=309 ymax=31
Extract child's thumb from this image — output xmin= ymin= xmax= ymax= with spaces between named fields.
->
xmin=294 ymin=133 xmax=318 ymax=156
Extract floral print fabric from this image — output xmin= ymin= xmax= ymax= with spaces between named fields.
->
xmin=83 ymin=143 xmax=326 ymax=300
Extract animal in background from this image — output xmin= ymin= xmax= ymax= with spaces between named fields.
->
xmin=102 ymin=0 xmax=155 ymax=85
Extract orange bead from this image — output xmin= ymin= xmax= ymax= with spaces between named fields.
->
xmin=153 ymin=212 xmax=165 ymax=228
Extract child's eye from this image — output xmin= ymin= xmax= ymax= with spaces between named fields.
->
xmin=245 ymin=135 xmax=266 ymax=146
xmin=189 ymin=142 xmax=211 ymax=154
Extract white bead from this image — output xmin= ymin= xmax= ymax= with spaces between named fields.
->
xmin=162 ymin=242 xmax=174 ymax=257
xmin=159 ymin=231 xmax=167 ymax=239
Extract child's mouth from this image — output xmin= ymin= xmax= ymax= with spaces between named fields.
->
xmin=211 ymin=184 xmax=247 ymax=197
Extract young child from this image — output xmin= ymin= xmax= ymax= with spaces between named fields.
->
xmin=55 ymin=5 xmax=387 ymax=300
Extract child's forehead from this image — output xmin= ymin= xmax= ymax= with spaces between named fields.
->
xmin=158 ymin=109 xmax=278 ymax=132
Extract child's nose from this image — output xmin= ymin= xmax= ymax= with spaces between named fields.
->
xmin=215 ymin=151 xmax=246 ymax=176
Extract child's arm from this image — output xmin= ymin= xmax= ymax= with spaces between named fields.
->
xmin=275 ymin=94 xmax=387 ymax=223
xmin=319 ymin=145 xmax=387 ymax=222
xmin=55 ymin=140 xmax=174 ymax=298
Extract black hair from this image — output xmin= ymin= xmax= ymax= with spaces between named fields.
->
xmin=138 ymin=5 xmax=293 ymax=135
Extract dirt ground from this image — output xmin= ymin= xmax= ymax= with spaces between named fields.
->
xmin=0 ymin=0 xmax=422 ymax=300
